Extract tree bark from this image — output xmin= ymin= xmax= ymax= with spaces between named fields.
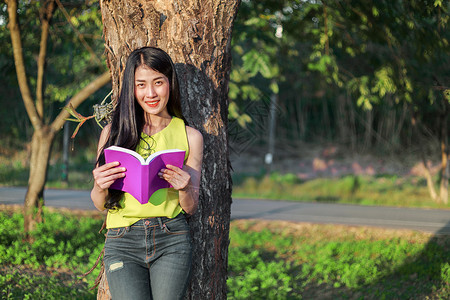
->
xmin=439 ymin=139 xmax=449 ymax=204
xmin=36 ymin=0 xmax=56 ymax=119
xmin=24 ymin=126 xmax=55 ymax=233
xmin=6 ymin=0 xmax=42 ymax=129
xmin=99 ymin=0 xmax=240 ymax=299
xmin=438 ymin=113 xmax=449 ymax=204
xmin=421 ymin=152 xmax=438 ymax=202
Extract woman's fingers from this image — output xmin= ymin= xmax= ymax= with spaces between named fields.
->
xmin=97 ymin=161 xmax=121 ymax=171
xmin=93 ymin=161 xmax=126 ymax=190
xmin=159 ymin=165 xmax=190 ymax=190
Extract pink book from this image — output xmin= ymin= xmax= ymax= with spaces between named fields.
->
xmin=104 ymin=146 xmax=186 ymax=204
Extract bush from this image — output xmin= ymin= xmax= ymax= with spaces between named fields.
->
xmin=227 ymin=247 xmax=295 ymax=299
xmin=0 ymin=210 xmax=104 ymax=299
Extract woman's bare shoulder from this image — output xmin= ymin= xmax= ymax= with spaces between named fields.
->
xmin=185 ymin=126 xmax=203 ymax=144
xmin=102 ymin=123 xmax=112 ymax=134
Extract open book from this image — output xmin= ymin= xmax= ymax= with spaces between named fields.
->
xmin=104 ymin=146 xmax=186 ymax=204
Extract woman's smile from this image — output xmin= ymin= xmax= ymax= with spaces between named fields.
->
xmin=145 ymin=100 xmax=160 ymax=108
xmin=134 ymin=66 xmax=170 ymax=117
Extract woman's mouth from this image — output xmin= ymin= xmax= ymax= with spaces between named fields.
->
xmin=145 ymin=100 xmax=159 ymax=108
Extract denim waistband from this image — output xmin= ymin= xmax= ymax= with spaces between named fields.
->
xmin=131 ymin=213 xmax=184 ymax=228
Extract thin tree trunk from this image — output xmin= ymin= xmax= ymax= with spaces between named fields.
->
xmin=363 ymin=109 xmax=373 ymax=150
xmin=393 ymin=101 xmax=408 ymax=147
xmin=6 ymin=0 xmax=42 ymax=128
xmin=411 ymin=113 xmax=440 ymax=202
xmin=99 ymin=1 xmax=240 ymax=299
xmin=421 ymin=151 xmax=439 ymax=202
xmin=439 ymin=139 xmax=449 ymax=204
xmin=438 ymin=112 xmax=449 ymax=204
xmin=346 ymin=91 xmax=357 ymax=151
xmin=336 ymin=94 xmax=347 ymax=142
xmin=6 ymin=0 xmax=111 ymax=236
xmin=24 ymin=126 xmax=55 ymax=234
xmin=36 ymin=0 xmax=56 ymax=119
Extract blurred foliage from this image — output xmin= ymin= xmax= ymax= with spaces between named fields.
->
xmin=0 ymin=0 xmax=110 ymax=148
xmin=229 ymin=0 xmax=449 ymax=153
xmin=0 ymin=0 xmax=449 ymax=190
xmin=1 ymin=0 xmax=448 ymax=153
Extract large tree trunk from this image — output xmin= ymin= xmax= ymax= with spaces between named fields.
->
xmin=24 ymin=126 xmax=55 ymax=233
xmin=99 ymin=0 xmax=240 ymax=299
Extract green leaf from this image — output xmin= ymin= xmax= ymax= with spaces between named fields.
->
xmin=269 ymin=81 xmax=279 ymax=94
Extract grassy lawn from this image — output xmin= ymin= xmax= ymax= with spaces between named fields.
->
xmin=1 ymin=148 xmax=449 ymax=298
xmin=0 ymin=210 xmax=448 ymax=299
xmin=228 ymin=220 xmax=450 ymax=299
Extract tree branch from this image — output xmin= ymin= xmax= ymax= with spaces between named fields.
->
xmin=6 ymin=0 xmax=43 ymax=130
xmin=55 ymin=0 xmax=102 ymax=65
xmin=51 ymin=71 xmax=111 ymax=131
xmin=36 ymin=0 xmax=56 ymax=119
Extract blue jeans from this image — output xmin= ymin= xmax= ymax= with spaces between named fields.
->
xmin=104 ymin=214 xmax=193 ymax=300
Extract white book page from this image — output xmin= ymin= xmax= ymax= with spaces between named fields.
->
xmin=107 ymin=146 xmax=146 ymax=164
xmin=145 ymin=149 xmax=184 ymax=164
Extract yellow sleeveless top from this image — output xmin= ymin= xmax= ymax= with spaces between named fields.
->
xmin=106 ymin=117 xmax=189 ymax=229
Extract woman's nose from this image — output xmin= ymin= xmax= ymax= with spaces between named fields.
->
xmin=146 ymin=86 xmax=156 ymax=97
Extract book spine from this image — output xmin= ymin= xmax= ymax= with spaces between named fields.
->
xmin=141 ymin=164 xmax=150 ymax=204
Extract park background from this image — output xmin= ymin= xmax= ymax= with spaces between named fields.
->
xmin=0 ymin=0 xmax=449 ymax=299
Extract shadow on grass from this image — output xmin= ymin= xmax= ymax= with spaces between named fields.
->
xmin=361 ymin=222 xmax=450 ymax=299
xmin=295 ymin=223 xmax=450 ymax=299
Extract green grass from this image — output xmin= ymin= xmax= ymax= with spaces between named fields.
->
xmin=229 ymin=220 xmax=450 ymax=299
xmin=0 ymin=210 xmax=103 ymax=299
xmin=0 ymin=210 xmax=448 ymax=299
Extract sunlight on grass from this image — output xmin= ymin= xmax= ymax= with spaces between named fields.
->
xmin=1 ymin=210 xmax=448 ymax=299
xmin=228 ymin=220 xmax=450 ymax=299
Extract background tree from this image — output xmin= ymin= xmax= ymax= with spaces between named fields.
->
xmin=97 ymin=0 xmax=240 ymax=298
xmin=5 ymin=0 xmax=111 ymax=234
xmin=304 ymin=0 xmax=449 ymax=203
xmin=229 ymin=0 xmax=449 ymax=203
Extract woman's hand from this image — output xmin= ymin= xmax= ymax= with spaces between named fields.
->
xmin=159 ymin=164 xmax=190 ymax=191
xmin=92 ymin=161 xmax=126 ymax=191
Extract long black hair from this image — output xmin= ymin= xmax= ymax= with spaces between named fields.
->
xmin=100 ymin=47 xmax=185 ymax=210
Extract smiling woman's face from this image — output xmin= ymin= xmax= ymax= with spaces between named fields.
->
xmin=134 ymin=66 xmax=171 ymax=118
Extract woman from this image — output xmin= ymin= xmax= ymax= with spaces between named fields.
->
xmin=91 ymin=47 xmax=203 ymax=300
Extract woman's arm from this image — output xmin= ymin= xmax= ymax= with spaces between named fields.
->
xmin=90 ymin=125 xmax=126 ymax=211
xmin=160 ymin=126 xmax=203 ymax=215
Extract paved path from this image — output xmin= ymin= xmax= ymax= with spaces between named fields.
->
xmin=1 ymin=187 xmax=449 ymax=235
